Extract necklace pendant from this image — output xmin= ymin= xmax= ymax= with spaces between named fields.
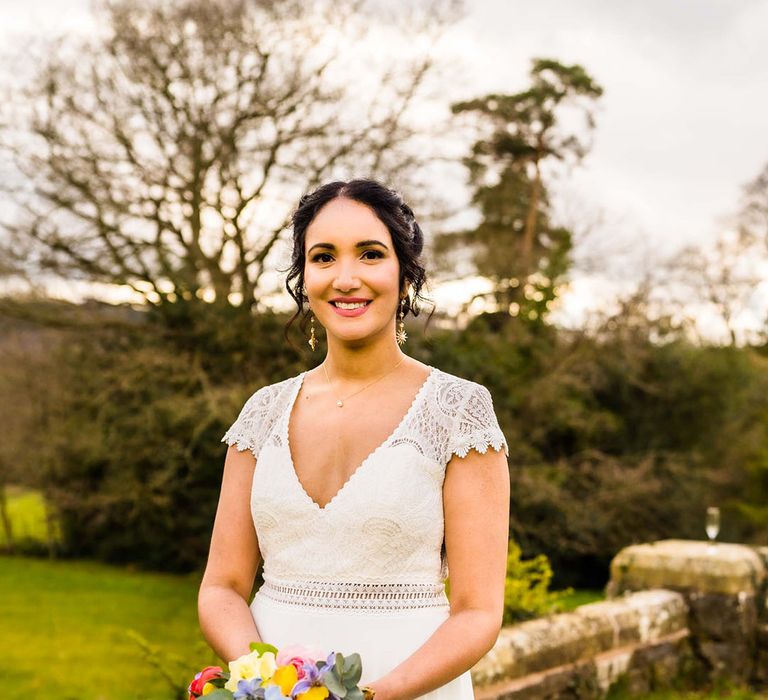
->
xmin=337 ymin=400 xmax=344 ymax=407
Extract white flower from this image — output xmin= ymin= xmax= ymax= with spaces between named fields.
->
xmin=225 ymin=650 xmax=278 ymax=692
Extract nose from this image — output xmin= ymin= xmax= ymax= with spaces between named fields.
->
xmin=332 ymin=259 xmax=361 ymax=292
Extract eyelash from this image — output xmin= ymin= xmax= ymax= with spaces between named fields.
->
xmin=310 ymin=250 xmax=384 ymax=263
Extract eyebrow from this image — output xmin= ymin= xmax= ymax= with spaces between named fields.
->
xmin=307 ymin=239 xmax=389 ymax=254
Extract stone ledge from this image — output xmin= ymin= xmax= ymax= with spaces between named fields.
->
xmin=474 ymin=628 xmax=692 ymax=700
xmin=472 ymin=589 xmax=686 ymax=686
xmin=608 ymin=539 xmax=766 ymax=596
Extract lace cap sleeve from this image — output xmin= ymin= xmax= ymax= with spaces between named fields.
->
xmin=221 ymin=385 xmax=275 ymax=459
xmin=445 ymin=381 xmax=509 ymax=461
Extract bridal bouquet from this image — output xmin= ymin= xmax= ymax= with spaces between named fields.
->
xmin=188 ymin=642 xmax=368 ymax=700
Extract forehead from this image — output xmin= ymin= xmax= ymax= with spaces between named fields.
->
xmin=305 ymin=197 xmax=391 ymax=247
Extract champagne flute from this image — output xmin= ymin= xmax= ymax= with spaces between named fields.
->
xmin=705 ymin=506 xmax=720 ymax=551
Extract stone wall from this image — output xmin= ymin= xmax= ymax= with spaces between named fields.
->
xmin=471 ymin=539 xmax=768 ymax=699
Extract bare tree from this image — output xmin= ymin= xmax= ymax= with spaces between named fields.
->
xmin=594 ymin=162 xmax=768 ymax=348
xmin=671 ymin=228 xmax=766 ymax=346
xmin=740 ymin=162 xmax=768 ymax=249
xmin=0 ymin=0 xmax=456 ymax=315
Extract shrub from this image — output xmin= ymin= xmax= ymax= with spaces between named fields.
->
xmin=503 ymin=539 xmax=573 ymax=623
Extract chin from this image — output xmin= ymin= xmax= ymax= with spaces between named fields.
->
xmin=331 ymin=329 xmax=373 ymax=342
xmin=329 ymin=325 xmax=388 ymax=345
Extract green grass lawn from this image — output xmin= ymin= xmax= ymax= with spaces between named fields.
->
xmin=555 ymin=587 xmax=605 ymax=611
xmin=0 ymin=553 xmax=215 ymax=700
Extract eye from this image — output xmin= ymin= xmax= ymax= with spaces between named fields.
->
xmin=362 ymin=250 xmax=384 ymax=260
xmin=311 ymin=252 xmax=333 ymax=263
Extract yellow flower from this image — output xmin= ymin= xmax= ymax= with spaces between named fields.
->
xmin=264 ymin=664 xmax=299 ymax=695
xmin=224 ymin=651 xmax=278 ymax=692
xmin=202 ymin=682 xmax=217 ymax=695
xmin=297 ymin=687 xmax=330 ymax=700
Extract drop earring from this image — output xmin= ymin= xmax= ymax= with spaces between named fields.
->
xmin=396 ymin=298 xmax=407 ymax=346
xmin=308 ymin=313 xmax=318 ymax=351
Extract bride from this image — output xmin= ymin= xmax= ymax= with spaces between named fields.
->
xmin=198 ymin=179 xmax=510 ymax=700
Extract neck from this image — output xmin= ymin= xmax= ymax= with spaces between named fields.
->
xmin=321 ymin=330 xmax=406 ymax=384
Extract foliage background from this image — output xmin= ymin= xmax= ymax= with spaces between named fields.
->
xmin=1 ymin=0 xmax=768 ymax=615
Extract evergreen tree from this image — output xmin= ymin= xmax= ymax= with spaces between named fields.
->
xmin=442 ymin=58 xmax=602 ymax=325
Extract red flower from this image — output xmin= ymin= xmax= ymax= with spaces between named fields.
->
xmin=188 ymin=665 xmax=224 ymax=699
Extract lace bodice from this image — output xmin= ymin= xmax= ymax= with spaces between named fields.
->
xmin=221 ymin=366 xmax=508 ymax=614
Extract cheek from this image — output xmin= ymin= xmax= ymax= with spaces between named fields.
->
xmin=303 ymin=266 xmax=322 ymax=293
xmin=369 ymin=260 xmax=401 ymax=292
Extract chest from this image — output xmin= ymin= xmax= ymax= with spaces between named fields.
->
xmin=286 ymin=384 xmax=422 ymax=509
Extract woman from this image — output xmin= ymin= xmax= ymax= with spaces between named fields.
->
xmin=198 ymin=179 xmax=510 ymax=700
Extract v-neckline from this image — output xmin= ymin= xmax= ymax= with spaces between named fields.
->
xmin=283 ymin=365 xmax=436 ymax=514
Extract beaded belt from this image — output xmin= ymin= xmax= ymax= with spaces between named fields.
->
xmin=258 ymin=576 xmax=450 ymax=612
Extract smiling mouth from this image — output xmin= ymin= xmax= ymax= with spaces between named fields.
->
xmin=329 ymin=300 xmax=373 ymax=309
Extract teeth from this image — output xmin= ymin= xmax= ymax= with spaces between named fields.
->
xmin=334 ymin=301 xmax=368 ymax=309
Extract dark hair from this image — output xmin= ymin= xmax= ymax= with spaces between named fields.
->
xmin=282 ymin=179 xmax=434 ymax=350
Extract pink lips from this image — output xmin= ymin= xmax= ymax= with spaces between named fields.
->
xmin=329 ymin=300 xmax=371 ymax=317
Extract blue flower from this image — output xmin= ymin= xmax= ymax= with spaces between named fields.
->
xmin=319 ymin=652 xmax=339 ymax=682
xmin=264 ymin=685 xmax=291 ymax=700
xmin=292 ymin=651 xmax=336 ymax=700
xmin=234 ymin=677 xmax=267 ymax=699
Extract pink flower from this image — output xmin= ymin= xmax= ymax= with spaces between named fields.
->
xmin=276 ymin=643 xmax=327 ymax=679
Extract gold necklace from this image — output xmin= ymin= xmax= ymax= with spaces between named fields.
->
xmin=322 ymin=356 xmax=406 ymax=407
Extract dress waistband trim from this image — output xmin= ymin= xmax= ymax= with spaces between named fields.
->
xmin=258 ymin=576 xmax=449 ymax=611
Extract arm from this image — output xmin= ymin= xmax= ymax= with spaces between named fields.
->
xmin=198 ymin=444 xmax=264 ymax=664
xmin=367 ymin=444 xmax=510 ymax=700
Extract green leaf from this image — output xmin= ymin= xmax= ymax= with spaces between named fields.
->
xmin=346 ymin=688 xmax=364 ymax=700
xmin=323 ymin=672 xmax=347 ymax=696
xmin=343 ymin=654 xmax=362 ymax=686
xmin=204 ymin=689 xmax=235 ymax=700
xmin=250 ymin=641 xmax=279 ymax=656
xmin=335 ymin=651 xmax=344 ymax=677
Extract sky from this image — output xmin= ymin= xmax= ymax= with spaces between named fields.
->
xmin=451 ymin=0 xmax=768 ymax=254
xmin=1 ymin=0 xmax=767 ymax=339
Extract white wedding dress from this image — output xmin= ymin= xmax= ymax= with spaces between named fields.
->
xmin=221 ymin=365 xmax=509 ymax=700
